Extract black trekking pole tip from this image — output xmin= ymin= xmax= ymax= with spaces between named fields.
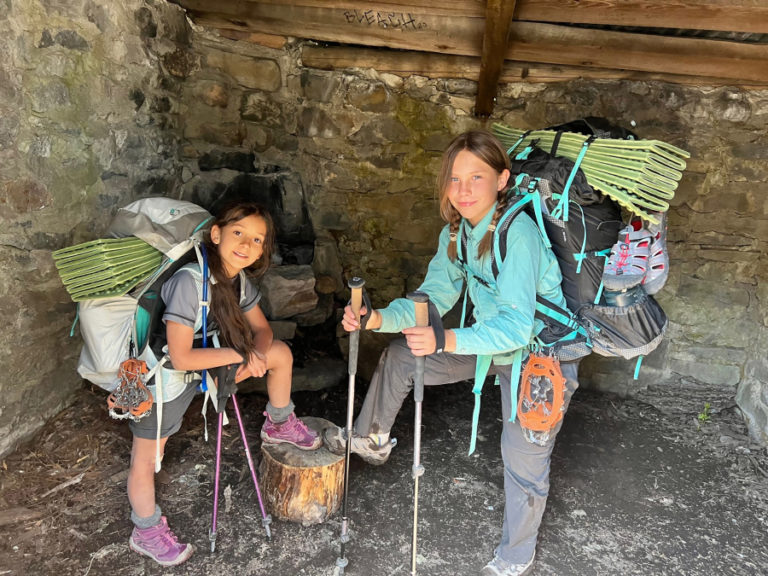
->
xmin=348 ymin=276 xmax=365 ymax=289
xmin=406 ymin=291 xmax=429 ymax=304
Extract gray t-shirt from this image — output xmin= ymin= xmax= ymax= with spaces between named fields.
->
xmin=161 ymin=266 xmax=261 ymax=330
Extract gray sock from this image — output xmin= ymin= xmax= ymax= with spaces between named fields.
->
xmin=132 ymin=505 xmax=162 ymax=529
xmin=266 ymin=400 xmax=295 ymax=423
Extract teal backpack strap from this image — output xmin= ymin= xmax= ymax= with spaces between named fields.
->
xmin=593 ymin=248 xmax=612 ymax=304
xmin=513 ymin=176 xmax=549 ymax=246
xmin=468 ymin=354 xmax=493 ymax=455
xmin=634 ymin=356 xmax=643 ymax=379
xmin=505 ymin=130 xmax=532 ymax=157
xmin=535 ymin=295 xmax=589 ymax=339
xmin=70 ymin=305 xmax=80 ymax=337
xmin=491 ymin=190 xmax=548 ymax=279
xmin=550 ymin=135 xmax=596 ymax=223
xmin=513 ymin=143 xmax=536 ymax=161
xmin=467 ymin=347 xmax=527 ymax=456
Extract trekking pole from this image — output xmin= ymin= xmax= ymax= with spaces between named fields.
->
xmin=210 ymin=363 xmax=273 ymax=551
xmin=231 ymin=393 xmax=272 ymax=539
xmin=336 ymin=276 xmax=365 ymax=574
xmin=407 ymin=291 xmax=430 ymax=576
xmin=196 ymin=241 xmax=225 ymax=553
xmin=210 ymin=411 xmax=224 ymax=552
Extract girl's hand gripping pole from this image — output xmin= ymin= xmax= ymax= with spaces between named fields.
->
xmin=336 ymin=276 xmax=365 ymax=574
xmin=407 ymin=290 xmax=429 ymax=576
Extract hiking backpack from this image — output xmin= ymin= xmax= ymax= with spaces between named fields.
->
xmin=461 ymin=128 xmax=669 ymax=366
xmin=58 ymin=198 xmax=257 ymax=470
xmin=72 ymin=198 xmax=213 ymax=399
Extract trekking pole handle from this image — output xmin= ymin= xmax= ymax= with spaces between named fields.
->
xmin=348 ymin=277 xmax=365 ymax=376
xmin=349 ymin=277 xmax=364 ymax=322
xmin=407 ymin=291 xmax=429 ymax=404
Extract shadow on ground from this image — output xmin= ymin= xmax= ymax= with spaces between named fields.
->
xmin=1 ymin=377 xmax=767 ymax=576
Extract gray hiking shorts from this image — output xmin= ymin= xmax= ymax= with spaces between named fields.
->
xmin=128 ymin=383 xmax=198 ymax=440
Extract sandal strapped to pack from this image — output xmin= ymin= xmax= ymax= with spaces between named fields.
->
xmin=602 ymin=219 xmax=652 ymax=291
xmin=107 ymin=357 xmax=154 ymax=420
xmin=638 ymin=211 xmax=669 ymax=295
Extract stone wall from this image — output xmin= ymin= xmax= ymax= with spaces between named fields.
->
xmin=1 ymin=0 xmax=766 ymax=457
xmin=0 ymin=0 xmax=191 ymax=457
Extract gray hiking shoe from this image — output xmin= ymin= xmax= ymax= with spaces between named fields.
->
xmin=322 ymin=425 xmax=396 ymax=466
xmin=480 ymin=552 xmax=535 ymax=576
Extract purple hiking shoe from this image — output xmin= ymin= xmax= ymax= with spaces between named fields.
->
xmin=260 ymin=412 xmax=322 ymax=450
xmin=129 ymin=516 xmax=193 ymax=567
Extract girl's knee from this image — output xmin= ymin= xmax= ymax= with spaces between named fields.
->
xmin=267 ymin=339 xmax=293 ymax=369
xmin=375 ymin=338 xmax=416 ymax=392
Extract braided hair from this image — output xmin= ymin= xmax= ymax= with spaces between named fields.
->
xmin=436 ymin=130 xmax=511 ymax=261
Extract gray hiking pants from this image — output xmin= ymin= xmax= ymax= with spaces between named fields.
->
xmin=353 ymin=338 xmax=580 ymax=565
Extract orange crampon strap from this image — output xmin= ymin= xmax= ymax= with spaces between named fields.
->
xmin=516 ymin=352 xmax=566 ymax=433
xmin=107 ymin=358 xmax=154 ymax=421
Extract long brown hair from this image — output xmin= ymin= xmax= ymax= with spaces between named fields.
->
xmin=204 ymin=202 xmax=275 ymax=359
xmin=437 ymin=130 xmax=511 ymax=261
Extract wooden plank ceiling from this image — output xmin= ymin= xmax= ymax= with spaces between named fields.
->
xmin=170 ymin=0 xmax=768 ymax=116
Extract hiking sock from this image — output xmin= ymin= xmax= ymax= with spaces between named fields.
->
xmin=265 ymin=400 xmax=295 ymax=424
xmin=132 ymin=505 xmax=162 ymax=529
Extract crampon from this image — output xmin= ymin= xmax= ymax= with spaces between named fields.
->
xmin=107 ymin=358 xmax=154 ymax=420
xmin=517 ymin=353 xmax=566 ymax=433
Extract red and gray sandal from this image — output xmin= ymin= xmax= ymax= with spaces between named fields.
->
xmin=640 ymin=211 xmax=669 ymax=295
xmin=603 ymin=220 xmax=652 ymax=291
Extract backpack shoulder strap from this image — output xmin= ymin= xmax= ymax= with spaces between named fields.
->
xmin=457 ymin=220 xmax=468 ymax=267
xmin=490 ymin=191 xmax=589 ymax=345
xmin=490 ymin=191 xmax=549 ymax=280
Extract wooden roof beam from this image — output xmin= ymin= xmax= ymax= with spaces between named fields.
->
xmin=475 ymin=0 xmax=518 ymax=117
xmin=302 ymin=44 xmax=768 ymax=88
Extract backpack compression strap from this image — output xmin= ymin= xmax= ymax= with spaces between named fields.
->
xmin=549 ymin=135 xmax=596 ymax=223
xmin=509 ymin=164 xmax=608 ymax=307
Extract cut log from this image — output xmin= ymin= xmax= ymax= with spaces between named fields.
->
xmin=259 ymin=416 xmax=343 ymax=526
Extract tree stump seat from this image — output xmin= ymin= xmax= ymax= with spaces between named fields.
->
xmin=259 ymin=416 xmax=344 ymax=526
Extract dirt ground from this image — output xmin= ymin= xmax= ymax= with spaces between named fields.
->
xmin=1 ymin=373 xmax=767 ymax=576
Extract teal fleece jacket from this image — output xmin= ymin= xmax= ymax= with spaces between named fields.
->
xmin=376 ymin=203 xmax=566 ymax=364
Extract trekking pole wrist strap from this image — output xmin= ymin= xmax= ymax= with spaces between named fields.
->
xmin=346 ymin=288 xmax=373 ymax=330
xmin=360 ymin=289 xmax=373 ymax=330
xmin=428 ymin=301 xmax=445 ymax=354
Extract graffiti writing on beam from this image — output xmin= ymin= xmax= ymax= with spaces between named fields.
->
xmin=342 ymin=10 xmax=427 ymax=31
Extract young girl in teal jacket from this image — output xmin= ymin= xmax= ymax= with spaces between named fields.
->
xmin=324 ymin=130 xmax=580 ymax=576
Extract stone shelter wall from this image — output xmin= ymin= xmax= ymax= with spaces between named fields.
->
xmin=0 ymin=0 xmax=192 ymax=457
xmin=1 ymin=0 xmax=766 ymax=457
